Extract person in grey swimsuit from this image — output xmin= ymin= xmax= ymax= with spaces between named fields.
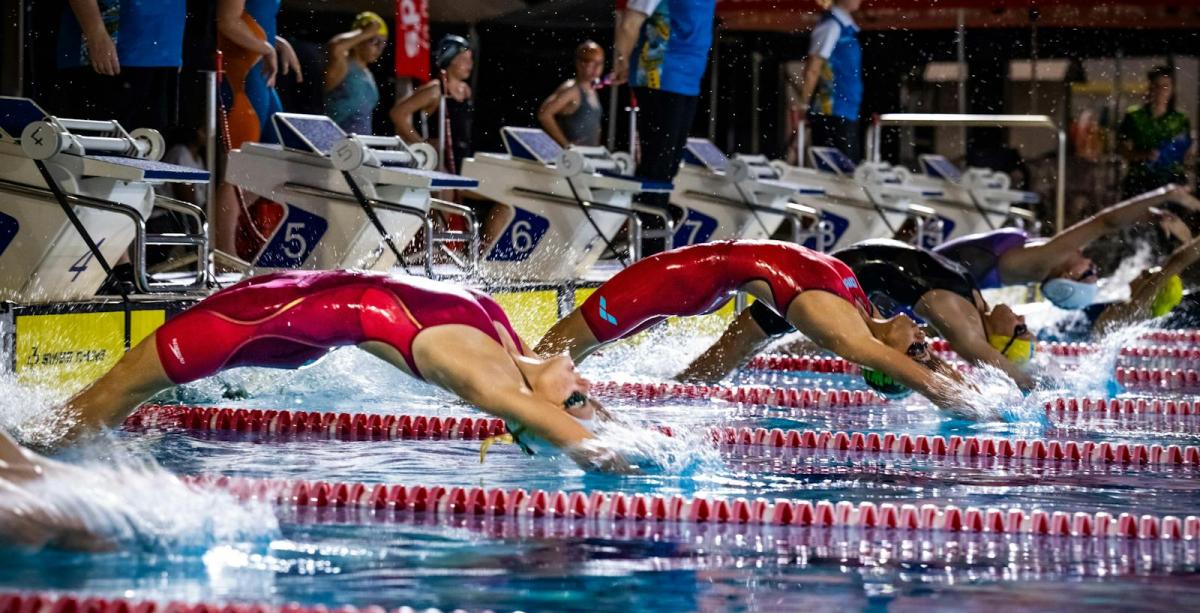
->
xmin=538 ymin=41 xmax=605 ymax=147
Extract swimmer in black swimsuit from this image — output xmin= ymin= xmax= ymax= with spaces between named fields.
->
xmin=682 ymin=239 xmax=1038 ymax=393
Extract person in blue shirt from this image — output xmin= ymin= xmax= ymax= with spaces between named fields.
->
xmin=54 ymin=0 xmax=188 ymax=132
xmin=612 ymin=0 xmax=718 ymax=213
xmin=792 ymin=0 xmax=864 ymax=162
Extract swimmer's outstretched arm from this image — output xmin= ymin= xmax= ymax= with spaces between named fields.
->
xmin=921 ymin=292 xmax=1036 ymax=391
xmin=1094 ymin=234 xmax=1200 ymax=333
xmin=1005 ymin=185 xmax=1198 ymax=283
xmin=415 ymin=327 xmax=632 ymax=472
xmin=788 ymin=292 xmax=967 ymax=410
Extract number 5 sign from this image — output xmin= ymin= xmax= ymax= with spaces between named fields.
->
xmin=394 ymin=0 xmax=430 ymax=81
xmin=255 ymin=205 xmax=329 ymax=268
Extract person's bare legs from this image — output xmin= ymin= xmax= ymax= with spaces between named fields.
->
xmin=535 ymin=310 xmax=602 ymax=361
xmin=61 ymin=332 xmax=175 ymax=442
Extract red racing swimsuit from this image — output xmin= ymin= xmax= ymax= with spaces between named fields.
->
xmin=580 ymin=240 xmax=872 ymax=343
xmin=155 ymin=270 xmax=522 ymax=384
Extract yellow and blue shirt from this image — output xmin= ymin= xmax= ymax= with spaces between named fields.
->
xmin=629 ymin=0 xmax=717 ymax=97
xmin=57 ymin=0 xmax=186 ymax=69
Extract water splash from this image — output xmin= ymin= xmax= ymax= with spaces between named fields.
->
xmin=577 ymin=413 xmax=724 ymax=475
xmin=3 ymin=442 xmax=278 ymax=552
xmin=0 ymin=372 xmax=78 ymax=449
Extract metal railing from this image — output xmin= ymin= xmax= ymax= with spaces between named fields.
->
xmin=511 ymin=186 xmax=644 ymax=262
xmin=0 ymin=177 xmax=209 ymax=294
xmin=868 ymin=113 xmax=1067 ymax=231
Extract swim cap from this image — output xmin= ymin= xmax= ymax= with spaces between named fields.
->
xmin=861 ymin=367 xmax=913 ymax=400
xmin=352 ymin=11 xmax=388 ymax=37
xmin=987 ymin=334 xmax=1036 ymax=364
xmin=1151 ymin=274 xmax=1184 ymax=318
xmin=434 ymin=34 xmax=470 ymax=70
xmin=1041 ymin=277 xmax=1099 ymax=310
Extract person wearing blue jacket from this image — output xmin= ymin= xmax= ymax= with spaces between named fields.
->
xmin=792 ymin=0 xmax=864 ymax=161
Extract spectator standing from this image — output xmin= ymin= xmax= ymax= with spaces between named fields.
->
xmin=791 ymin=0 xmax=864 ymax=162
xmin=390 ymin=35 xmax=474 ymax=173
xmin=214 ymin=0 xmax=302 ymax=260
xmin=324 ymin=12 xmax=388 ymax=136
xmin=537 ymin=41 xmax=606 ymax=147
xmin=612 ymin=0 xmax=718 ymax=213
xmin=54 ymin=0 xmax=187 ymax=132
xmin=1118 ymin=66 xmax=1195 ymax=198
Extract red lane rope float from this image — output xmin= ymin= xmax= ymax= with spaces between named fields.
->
xmin=1142 ymin=329 xmax=1200 ymax=344
xmin=1115 ymin=367 xmax=1200 ymax=391
xmin=0 ymin=593 xmax=457 ymax=613
xmin=183 ymin=475 xmax=1200 ymax=540
xmin=125 ymin=405 xmax=1200 ymax=468
xmin=276 ymin=506 xmax=1200 ymax=577
xmin=747 ymin=344 xmax=1200 ymax=374
xmin=1047 ymin=397 xmax=1200 ymax=416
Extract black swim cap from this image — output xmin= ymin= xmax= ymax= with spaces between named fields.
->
xmin=435 ymin=34 xmax=470 ymax=69
xmin=861 ymin=367 xmax=913 ymax=400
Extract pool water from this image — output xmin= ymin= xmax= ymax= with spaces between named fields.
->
xmin=2 ymin=326 xmax=1200 ymax=612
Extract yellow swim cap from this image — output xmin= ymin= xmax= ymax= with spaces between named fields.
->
xmin=988 ymin=334 xmax=1036 ymax=365
xmin=1152 ymin=274 xmax=1184 ymax=318
xmin=353 ymin=11 xmax=388 ymax=37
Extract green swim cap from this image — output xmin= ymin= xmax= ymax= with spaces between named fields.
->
xmin=862 ymin=367 xmax=913 ymax=400
xmin=1152 ymin=275 xmax=1184 ymax=318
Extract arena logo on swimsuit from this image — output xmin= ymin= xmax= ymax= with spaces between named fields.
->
xmin=842 ymin=277 xmax=859 ymax=290
xmin=598 ymin=296 xmax=618 ymax=325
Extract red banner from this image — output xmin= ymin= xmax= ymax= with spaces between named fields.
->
xmin=394 ymin=0 xmax=430 ymax=81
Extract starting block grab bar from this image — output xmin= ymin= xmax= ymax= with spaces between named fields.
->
xmin=679 ymin=189 xmax=833 ymax=251
xmin=280 ymin=182 xmax=481 ymax=276
xmin=0 ymin=176 xmax=208 ymax=294
xmin=511 ymin=186 xmax=644 ymax=262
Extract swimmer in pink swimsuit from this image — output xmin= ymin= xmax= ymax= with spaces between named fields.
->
xmin=62 ymin=271 xmax=617 ymax=470
xmin=536 ymin=240 xmax=966 ymax=409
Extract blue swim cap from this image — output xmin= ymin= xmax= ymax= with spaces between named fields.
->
xmin=1041 ymin=278 xmax=1099 ymax=310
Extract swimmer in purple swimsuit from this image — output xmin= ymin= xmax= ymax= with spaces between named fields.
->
xmin=935 ymin=185 xmax=1200 ymax=309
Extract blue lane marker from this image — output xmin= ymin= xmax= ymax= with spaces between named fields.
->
xmin=599 ymin=296 xmax=618 ymax=326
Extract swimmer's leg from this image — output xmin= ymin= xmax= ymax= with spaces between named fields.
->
xmin=535 ymin=309 xmax=602 ymax=362
xmin=676 ymin=303 xmax=790 ymax=383
xmin=61 ymin=332 xmax=175 ymax=443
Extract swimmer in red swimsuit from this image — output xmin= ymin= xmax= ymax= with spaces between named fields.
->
xmin=62 ymin=271 xmax=617 ymax=470
xmin=536 ymin=240 xmax=966 ymax=409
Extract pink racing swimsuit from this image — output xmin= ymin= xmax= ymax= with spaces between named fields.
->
xmin=580 ymin=240 xmax=872 ymax=343
xmin=155 ymin=270 xmax=522 ymax=384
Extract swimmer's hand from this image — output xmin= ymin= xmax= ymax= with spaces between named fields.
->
xmin=566 ymin=442 xmax=641 ymax=475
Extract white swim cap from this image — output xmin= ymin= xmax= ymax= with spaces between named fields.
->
xmin=1041 ymin=277 xmax=1099 ymax=310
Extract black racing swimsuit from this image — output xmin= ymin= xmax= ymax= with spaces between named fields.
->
xmin=748 ymin=239 xmax=978 ymax=336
